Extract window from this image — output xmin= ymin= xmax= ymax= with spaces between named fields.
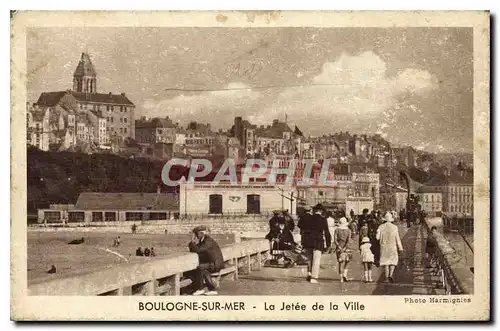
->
xmin=120 ymin=118 xmax=123 ymax=123
xmin=68 ymin=212 xmax=85 ymax=223
xmin=124 ymin=128 xmax=127 ymax=133
xmin=450 ymin=205 xmax=454 ymax=212
xmin=92 ymin=212 xmax=103 ymax=222
xmin=120 ymin=106 xmax=123 ymax=112
xmin=120 ymin=128 xmax=123 ymax=133
xmin=247 ymin=194 xmax=261 ymax=214
xmin=124 ymin=118 xmax=127 ymax=123
xmin=209 ymin=194 xmax=223 ymax=214
xmin=111 ymin=118 xmax=114 ymax=123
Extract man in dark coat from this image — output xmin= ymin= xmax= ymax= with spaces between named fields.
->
xmin=367 ymin=217 xmax=381 ymax=267
xmin=301 ymin=204 xmax=331 ymax=283
xmin=188 ymin=225 xmax=224 ymax=296
xmin=269 ymin=211 xmax=282 ymax=234
xmin=283 ymin=210 xmax=295 ymax=232
xmin=267 ymin=218 xmax=295 ymax=251
xmin=297 ymin=207 xmax=312 ymax=236
xmin=358 ymin=208 xmax=369 ymax=224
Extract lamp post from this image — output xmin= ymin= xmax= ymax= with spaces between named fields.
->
xmin=275 ymin=185 xmax=296 ymax=214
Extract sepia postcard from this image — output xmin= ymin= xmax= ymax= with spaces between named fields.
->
xmin=10 ymin=10 xmax=490 ymax=321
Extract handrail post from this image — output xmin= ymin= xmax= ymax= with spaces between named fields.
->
xmin=117 ymin=286 xmax=132 ymax=296
xmin=247 ymin=254 xmax=252 ymax=273
xmin=147 ymin=272 xmax=157 ymax=295
xmin=173 ymin=273 xmax=181 ymax=296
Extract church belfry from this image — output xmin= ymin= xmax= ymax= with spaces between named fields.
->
xmin=73 ymin=52 xmax=97 ymax=93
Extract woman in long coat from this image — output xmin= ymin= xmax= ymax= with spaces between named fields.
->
xmin=376 ymin=212 xmax=403 ymax=283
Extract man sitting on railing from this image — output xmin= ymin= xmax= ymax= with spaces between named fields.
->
xmin=188 ymin=225 xmax=224 ymax=296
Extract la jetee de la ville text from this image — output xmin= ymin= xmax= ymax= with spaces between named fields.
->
xmin=264 ymin=301 xmax=364 ymax=311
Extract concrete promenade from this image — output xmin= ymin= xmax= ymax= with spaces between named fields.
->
xmin=217 ymin=224 xmax=445 ymax=296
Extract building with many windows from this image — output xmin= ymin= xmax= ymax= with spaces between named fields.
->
xmin=416 ymin=186 xmax=443 ymax=215
xmin=34 ymin=52 xmax=135 ymax=144
xmin=406 ymin=166 xmax=473 ymax=216
xmin=37 ymin=191 xmax=179 ymax=223
xmin=27 ymin=101 xmax=107 ymax=151
xmin=179 ymin=182 xmax=297 ymax=216
xmin=135 ymin=117 xmax=177 ymax=144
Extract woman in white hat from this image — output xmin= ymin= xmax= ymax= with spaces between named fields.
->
xmin=376 ymin=212 xmax=404 ymax=283
xmin=334 ymin=217 xmax=352 ymax=282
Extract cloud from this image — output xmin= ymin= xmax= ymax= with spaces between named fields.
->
xmin=260 ymin=51 xmax=435 ymax=135
xmin=141 ymin=51 xmax=435 ymax=136
xmin=142 ymin=82 xmax=263 ymax=126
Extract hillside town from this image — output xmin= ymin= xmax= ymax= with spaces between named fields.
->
xmin=29 ymin=53 xmax=474 ymax=223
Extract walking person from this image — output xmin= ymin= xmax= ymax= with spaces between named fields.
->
xmin=301 ymin=204 xmax=331 ymax=284
xmin=348 ymin=218 xmax=358 ymax=239
xmin=360 ymin=236 xmax=375 ymax=282
xmin=376 ymin=212 xmax=404 ymax=283
xmin=400 ymin=209 xmax=406 ymax=226
xmin=350 ymin=209 xmax=355 ymax=221
xmin=334 ymin=217 xmax=353 ymax=283
xmin=358 ymin=219 xmax=369 ymax=247
xmin=367 ymin=216 xmax=381 ymax=267
xmin=326 ymin=211 xmax=337 ymax=251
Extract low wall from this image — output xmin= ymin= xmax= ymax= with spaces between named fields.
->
xmin=30 ymin=217 xmax=272 ymax=235
xmin=424 ymin=218 xmax=474 ymax=294
xmin=28 ymin=239 xmax=269 ymax=296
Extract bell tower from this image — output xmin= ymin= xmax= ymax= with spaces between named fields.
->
xmin=73 ymin=52 xmax=97 ymax=93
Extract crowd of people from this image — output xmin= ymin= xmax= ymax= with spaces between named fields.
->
xmin=265 ymin=205 xmax=405 ymax=284
xmin=135 ymin=246 xmax=156 ymax=257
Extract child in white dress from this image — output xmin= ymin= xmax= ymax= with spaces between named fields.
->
xmin=360 ymin=236 xmax=374 ymax=282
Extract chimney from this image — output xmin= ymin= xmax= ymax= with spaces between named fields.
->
xmin=108 ymin=92 xmax=112 ymax=97
xmin=121 ymin=93 xmax=125 ymax=96
xmin=157 ymin=186 xmax=161 ymax=194
xmin=273 ymin=119 xmax=279 ymax=126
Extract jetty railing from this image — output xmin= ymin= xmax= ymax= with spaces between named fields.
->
xmin=424 ymin=219 xmax=473 ymax=295
xmin=28 ymin=239 xmax=269 ymax=296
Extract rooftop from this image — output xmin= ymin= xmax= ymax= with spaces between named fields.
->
xmin=75 ymin=192 xmax=180 ymax=211
xmin=255 ymin=120 xmax=293 ymax=139
xmin=73 ymin=53 xmax=97 ymax=77
xmin=136 ymin=117 xmax=177 ymax=129
xmin=35 ymin=90 xmax=135 ymax=107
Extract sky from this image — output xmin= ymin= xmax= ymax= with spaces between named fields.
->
xmin=27 ymin=27 xmax=473 ymax=153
